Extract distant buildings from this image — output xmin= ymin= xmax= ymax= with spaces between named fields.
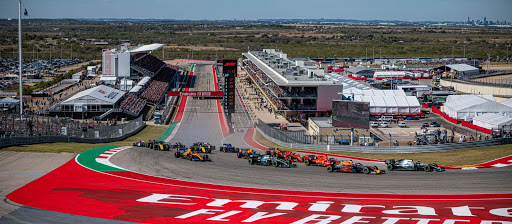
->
xmin=466 ymin=17 xmax=510 ymax=26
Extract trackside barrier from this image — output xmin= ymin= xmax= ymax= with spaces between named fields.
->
xmin=461 ymin=120 xmax=493 ymax=135
xmin=431 ymin=106 xmax=459 ymax=124
xmin=0 ymin=116 xmax=146 ymax=148
xmin=255 ymin=126 xmax=512 ymax=153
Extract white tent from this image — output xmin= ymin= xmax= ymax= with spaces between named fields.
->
xmin=500 ymin=98 xmax=512 ymax=108
xmin=373 ymin=71 xmax=407 ymax=79
xmin=443 ymin=95 xmax=512 ymax=121
xmin=350 ymin=90 xmax=421 ymax=114
xmin=119 ymin=78 xmax=134 ymax=91
xmin=100 ymin=75 xmax=117 ymax=85
xmin=446 ymin=94 xmax=495 ymax=103
xmin=473 ymin=113 xmax=512 ymax=132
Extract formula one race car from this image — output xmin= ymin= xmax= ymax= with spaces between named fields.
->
xmin=237 ymin=148 xmax=256 ymax=159
xmin=303 ymin=155 xmax=337 ymax=167
xmin=327 ymin=160 xmax=385 ymax=174
xmin=191 ymin=142 xmax=215 ymax=153
xmin=175 ymin=148 xmax=211 ymax=161
xmin=146 ymin=140 xmax=156 ymax=149
xmin=133 ymin=141 xmax=146 ymax=147
xmin=220 ymin=144 xmax=239 ymax=153
xmin=248 ymin=154 xmax=295 ymax=168
xmin=385 ymin=159 xmax=445 ymax=172
xmin=153 ymin=141 xmax=170 ymax=151
xmin=173 ymin=142 xmax=186 ymax=149
xmin=272 ymin=148 xmax=303 ymax=162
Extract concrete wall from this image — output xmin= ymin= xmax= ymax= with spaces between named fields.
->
xmin=441 ymin=79 xmax=512 ymax=96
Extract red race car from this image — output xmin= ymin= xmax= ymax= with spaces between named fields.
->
xmin=303 ymin=155 xmax=337 ymax=167
xmin=272 ymin=148 xmax=304 ymax=162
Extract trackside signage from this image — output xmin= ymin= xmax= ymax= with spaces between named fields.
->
xmin=135 ymin=193 xmax=512 ymax=224
xmin=167 ymin=91 xmax=224 ymax=97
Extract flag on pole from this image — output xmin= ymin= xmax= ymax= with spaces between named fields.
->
xmin=24 ymin=9 xmax=28 ymax=16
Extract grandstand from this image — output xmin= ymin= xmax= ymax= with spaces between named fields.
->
xmin=93 ymin=43 xmax=178 ymax=120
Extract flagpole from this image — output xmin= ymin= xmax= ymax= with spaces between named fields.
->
xmin=18 ymin=0 xmax=23 ymax=116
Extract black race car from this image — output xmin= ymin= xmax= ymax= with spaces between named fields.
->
xmin=327 ymin=160 xmax=385 ymax=174
xmin=237 ymin=148 xmax=257 ymax=159
xmin=385 ymin=159 xmax=445 ymax=172
xmin=248 ymin=154 xmax=295 ymax=168
xmin=220 ymin=144 xmax=239 ymax=153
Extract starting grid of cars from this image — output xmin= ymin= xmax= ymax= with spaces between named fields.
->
xmin=132 ymin=140 xmax=445 ymax=173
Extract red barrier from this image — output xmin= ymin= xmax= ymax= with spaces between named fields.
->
xmin=431 ymin=106 xmax=459 ymax=124
xmin=347 ymin=75 xmax=367 ymax=80
xmin=422 ymin=104 xmax=429 ymax=108
xmin=461 ymin=120 xmax=493 ymax=135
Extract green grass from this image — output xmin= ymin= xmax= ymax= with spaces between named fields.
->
xmin=0 ymin=125 xmax=168 ymax=154
xmin=254 ymin=131 xmax=512 ymax=166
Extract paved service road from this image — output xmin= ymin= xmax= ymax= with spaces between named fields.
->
xmin=111 ymin=64 xmax=512 ymax=195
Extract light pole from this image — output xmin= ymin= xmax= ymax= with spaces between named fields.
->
xmin=380 ymin=48 xmax=382 ymax=64
xmin=18 ymin=0 xmax=23 ymax=116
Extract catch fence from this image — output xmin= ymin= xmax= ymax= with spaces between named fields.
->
xmin=0 ymin=113 xmax=145 ymax=148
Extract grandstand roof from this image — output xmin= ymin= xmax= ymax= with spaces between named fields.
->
xmin=129 ymin=44 xmax=164 ymax=53
xmin=62 ymin=85 xmax=125 ymax=105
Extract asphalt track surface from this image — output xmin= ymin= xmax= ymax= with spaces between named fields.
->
xmin=111 ymin=64 xmax=512 ymax=194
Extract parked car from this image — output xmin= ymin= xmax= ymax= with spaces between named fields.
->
xmin=430 ymin=121 xmax=441 ymax=127
xmin=379 ymin=121 xmax=389 ymax=128
xmin=370 ymin=121 xmax=379 ymax=128
xmin=398 ymin=121 xmax=407 ymax=128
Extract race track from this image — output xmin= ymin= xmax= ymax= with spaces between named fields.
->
xmin=4 ymin=64 xmax=511 ymax=224
xmin=111 ymin=64 xmax=512 ymax=194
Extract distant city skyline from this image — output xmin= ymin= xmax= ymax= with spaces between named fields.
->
xmin=1 ymin=0 xmax=511 ymax=23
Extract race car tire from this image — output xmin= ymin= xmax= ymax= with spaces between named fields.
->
xmin=287 ymin=159 xmax=292 ymax=166
xmin=305 ymin=159 xmax=311 ymax=166
xmin=237 ymin=152 xmax=243 ymax=158
xmin=327 ymin=165 xmax=334 ymax=172
xmin=204 ymin=155 xmax=209 ymax=161
xmin=425 ymin=165 xmax=432 ymax=172
xmin=220 ymin=148 xmax=224 ymax=152
xmin=363 ymin=167 xmax=370 ymax=174
xmin=174 ymin=151 xmax=180 ymax=158
xmin=387 ymin=164 xmax=393 ymax=171
xmin=272 ymin=160 xmax=278 ymax=167
xmin=248 ymin=158 xmax=254 ymax=165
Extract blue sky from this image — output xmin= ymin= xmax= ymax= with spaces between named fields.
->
xmin=1 ymin=0 xmax=511 ymax=22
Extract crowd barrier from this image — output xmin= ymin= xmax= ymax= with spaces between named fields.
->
xmin=460 ymin=120 xmax=493 ymax=135
xmin=0 ymin=116 xmax=145 ymax=148
xmin=431 ymin=106 xmax=459 ymax=124
xmin=255 ymin=126 xmax=512 ymax=153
